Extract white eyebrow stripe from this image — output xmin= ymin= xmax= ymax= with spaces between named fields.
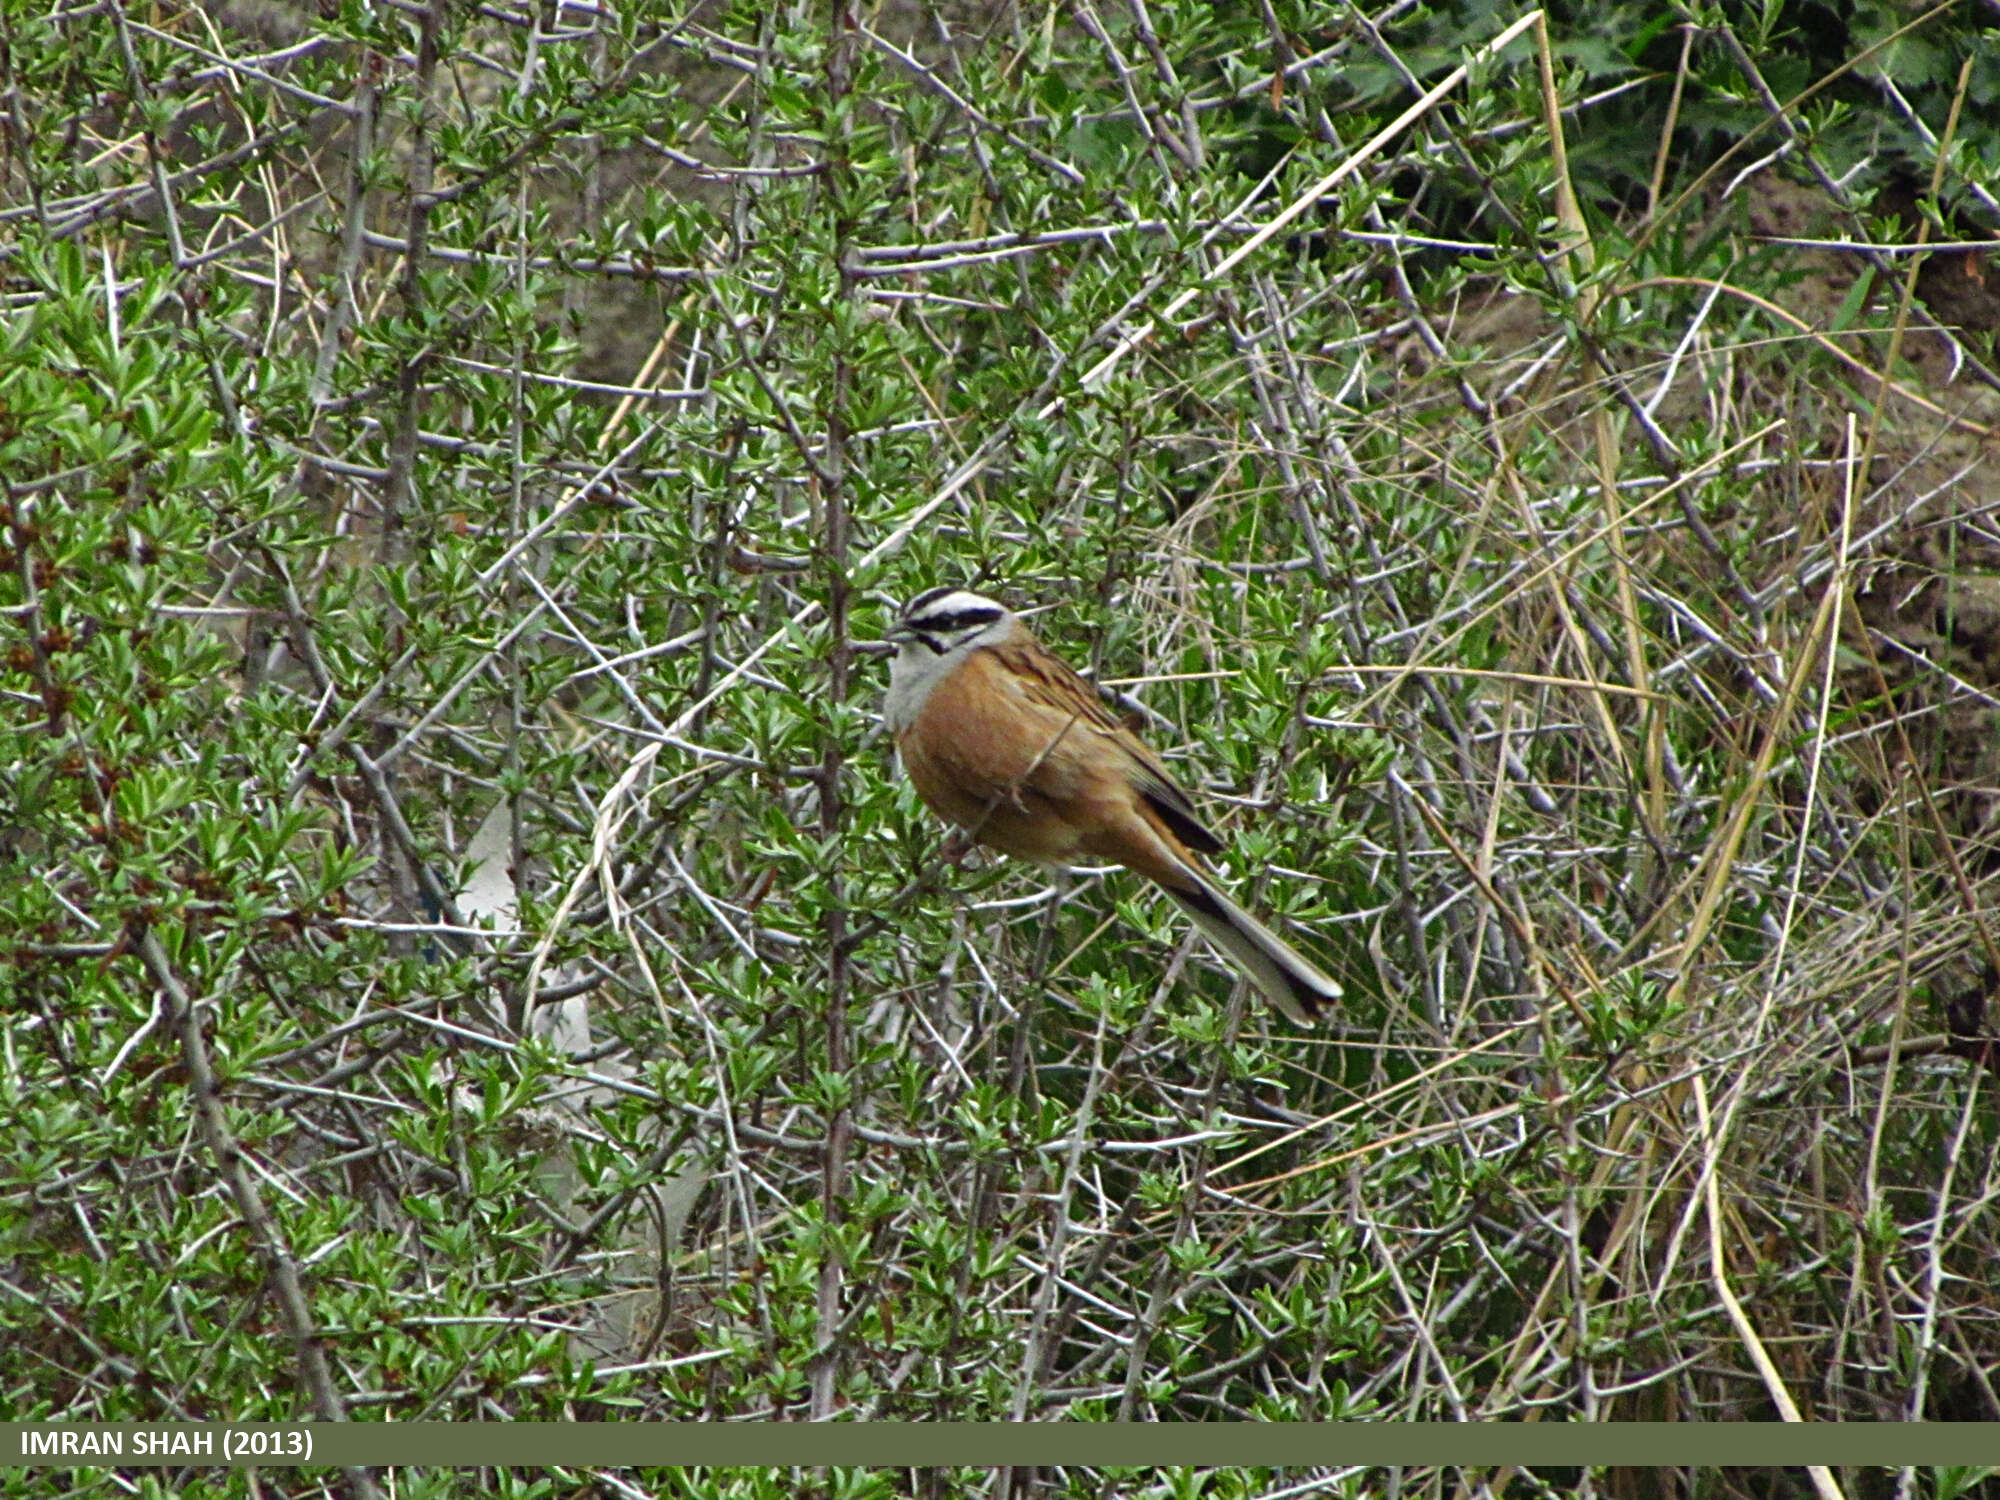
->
xmin=902 ymin=589 xmax=1003 ymax=627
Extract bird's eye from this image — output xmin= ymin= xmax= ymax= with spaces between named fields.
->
xmin=910 ymin=608 xmax=999 ymax=634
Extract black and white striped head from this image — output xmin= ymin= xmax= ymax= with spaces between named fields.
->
xmin=881 ymin=587 xmax=1019 ymax=732
xmin=888 ymin=587 xmax=1013 ymax=658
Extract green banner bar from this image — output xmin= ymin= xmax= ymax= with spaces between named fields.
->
xmin=5 ymin=1423 xmax=2000 ymax=1468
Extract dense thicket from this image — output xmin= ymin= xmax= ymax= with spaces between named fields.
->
xmin=4 ymin=0 xmax=1998 ymax=1495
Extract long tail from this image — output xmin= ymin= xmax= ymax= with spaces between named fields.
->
xmin=1162 ymin=865 xmax=1341 ymax=1026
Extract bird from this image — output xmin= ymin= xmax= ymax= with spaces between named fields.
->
xmin=882 ymin=585 xmax=1340 ymax=1026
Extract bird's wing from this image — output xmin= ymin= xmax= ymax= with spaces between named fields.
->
xmin=987 ymin=639 xmax=1225 ymax=857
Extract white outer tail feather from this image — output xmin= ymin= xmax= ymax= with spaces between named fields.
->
xmin=1165 ymin=863 xmax=1341 ymax=1026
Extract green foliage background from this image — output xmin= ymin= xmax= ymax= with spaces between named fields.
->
xmin=4 ymin=0 xmax=2000 ymax=1490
